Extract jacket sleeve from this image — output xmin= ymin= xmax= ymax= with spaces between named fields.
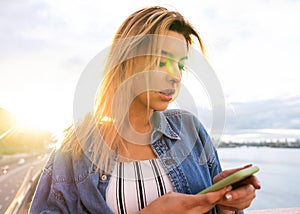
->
xmin=192 ymin=113 xmax=245 ymax=214
xmin=29 ymin=150 xmax=68 ymax=213
xmin=29 ymin=147 xmax=114 ymax=214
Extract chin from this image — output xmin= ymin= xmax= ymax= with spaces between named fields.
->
xmin=152 ymin=104 xmax=169 ymax=111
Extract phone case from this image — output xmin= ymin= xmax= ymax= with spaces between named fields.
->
xmin=198 ymin=166 xmax=259 ymax=194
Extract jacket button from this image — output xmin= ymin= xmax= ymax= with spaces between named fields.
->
xmin=101 ymin=174 xmax=107 ymax=180
xmin=165 ymin=159 xmax=172 ymax=165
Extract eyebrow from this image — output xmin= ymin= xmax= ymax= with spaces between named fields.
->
xmin=161 ymin=50 xmax=188 ymax=61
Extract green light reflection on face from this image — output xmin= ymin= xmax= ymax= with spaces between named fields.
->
xmin=165 ymin=53 xmax=181 ymax=103
xmin=163 ymin=52 xmax=186 ymax=78
xmin=166 ymin=56 xmax=176 ymax=76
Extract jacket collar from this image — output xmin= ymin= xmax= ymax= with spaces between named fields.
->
xmin=85 ymin=110 xmax=180 ymax=157
xmin=150 ymin=111 xmax=181 ymax=142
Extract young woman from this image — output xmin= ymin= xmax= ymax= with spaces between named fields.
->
xmin=30 ymin=6 xmax=260 ymax=214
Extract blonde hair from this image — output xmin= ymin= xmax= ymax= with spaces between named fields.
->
xmin=60 ymin=6 xmax=205 ymax=173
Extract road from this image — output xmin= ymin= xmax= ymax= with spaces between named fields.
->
xmin=0 ymin=154 xmax=48 ymax=213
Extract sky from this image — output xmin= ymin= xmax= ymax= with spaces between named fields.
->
xmin=0 ymin=0 xmax=299 ymax=142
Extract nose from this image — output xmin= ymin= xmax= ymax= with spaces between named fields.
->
xmin=166 ymin=61 xmax=182 ymax=83
xmin=166 ymin=73 xmax=181 ymax=88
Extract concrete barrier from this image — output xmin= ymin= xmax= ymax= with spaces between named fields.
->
xmin=246 ymin=207 xmax=300 ymax=214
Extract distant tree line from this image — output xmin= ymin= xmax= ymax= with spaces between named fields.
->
xmin=218 ymin=138 xmax=300 ymax=148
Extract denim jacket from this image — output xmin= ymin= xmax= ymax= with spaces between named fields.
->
xmin=29 ymin=109 xmax=243 ymax=214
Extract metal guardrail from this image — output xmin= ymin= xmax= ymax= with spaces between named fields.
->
xmin=4 ymin=167 xmax=42 ymax=214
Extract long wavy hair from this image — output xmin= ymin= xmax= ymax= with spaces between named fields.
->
xmin=60 ymin=6 xmax=206 ymax=173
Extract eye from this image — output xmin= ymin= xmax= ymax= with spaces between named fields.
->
xmin=178 ymin=63 xmax=185 ymax=71
xmin=159 ymin=61 xmax=166 ymax=67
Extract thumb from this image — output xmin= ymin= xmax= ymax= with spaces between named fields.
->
xmin=192 ymin=186 xmax=232 ymax=206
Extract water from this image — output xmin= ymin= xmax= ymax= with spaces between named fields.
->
xmin=217 ymin=147 xmax=300 ymax=210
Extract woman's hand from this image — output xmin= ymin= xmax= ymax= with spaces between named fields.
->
xmin=138 ymin=186 xmax=232 ymax=214
xmin=214 ymin=164 xmax=261 ymax=213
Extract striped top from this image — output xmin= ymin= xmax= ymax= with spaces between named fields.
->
xmin=106 ymin=159 xmax=173 ymax=214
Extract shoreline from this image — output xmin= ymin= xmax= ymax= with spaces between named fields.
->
xmin=218 ymin=141 xmax=300 ymax=149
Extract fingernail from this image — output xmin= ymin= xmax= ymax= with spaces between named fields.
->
xmin=225 ymin=193 xmax=232 ymax=200
xmin=226 ymin=186 xmax=232 ymax=191
xmin=257 ymin=181 xmax=262 ymax=189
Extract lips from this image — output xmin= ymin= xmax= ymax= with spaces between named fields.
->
xmin=159 ymin=89 xmax=175 ymax=101
xmin=160 ymin=89 xmax=175 ymax=96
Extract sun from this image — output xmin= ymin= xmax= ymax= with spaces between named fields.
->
xmin=10 ymin=102 xmax=72 ymax=136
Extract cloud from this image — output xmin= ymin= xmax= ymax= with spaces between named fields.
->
xmin=1 ymin=0 xmax=300 ymax=136
xmin=0 ymin=1 xmax=65 ymax=54
xmin=177 ymin=0 xmax=300 ymax=103
xmin=225 ymin=96 xmax=300 ymax=131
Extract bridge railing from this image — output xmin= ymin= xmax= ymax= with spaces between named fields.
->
xmin=4 ymin=166 xmax=41 ymax=214
xmin=246 ymin=207 xmax=300 ymax=213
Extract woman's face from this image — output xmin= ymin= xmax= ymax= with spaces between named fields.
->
xmin=131 ymin=30 xmax=188 ymax=112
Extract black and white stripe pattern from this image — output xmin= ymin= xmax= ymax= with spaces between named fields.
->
xmin=150 ymin=159 xmax=167 ymax=197
xmin=116 ymin=162 xmax=126 ymax=214
xmin=133 ymin=161 xmax=147 ymax=210
xmin=106 ymin=159 xmax=173 ymax=214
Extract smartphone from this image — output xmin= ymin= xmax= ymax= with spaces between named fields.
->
xmin=198 ymin=166 xmax=259 ymax=194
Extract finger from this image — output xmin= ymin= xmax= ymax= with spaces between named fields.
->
xmin=233 ymin=175 xmax=261 ymax=190
xmin=250 ymin=175 xmax=261 ymax=189
xmin=223 ymin=194 xmax=255 ymax=211
xmin=230 ymin=164 xmax=253 ymax=173
xmin=191 ymin=186 xmax=232 ymax=207
xmin=225 ymin=184 xmax=256 ymax=203
xmin=214 ymin=164 xmax=253 ymax=183
xmin=218 ymin=185 xmax=257 ymax=211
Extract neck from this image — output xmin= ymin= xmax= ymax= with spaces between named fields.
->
xmin=129 ymin=103 xmax=153 ymax=134
xmin=116 ymin=101 xmax=156 ymax=161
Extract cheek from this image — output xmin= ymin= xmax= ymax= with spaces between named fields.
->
xmin=131 ymin=71 xmax=179 ymax=96
xmin=132 ymin=78 xmax=146 ymax=96
xmin=136 ymin=92 xmax=147 ymax=100
xmin=132 ymin=72 xmax=168 ymax=94
xmin=134 ymin=92 xmax=152 ymax=106
xmin=148 ymin=72 xmax=172 ymax=90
